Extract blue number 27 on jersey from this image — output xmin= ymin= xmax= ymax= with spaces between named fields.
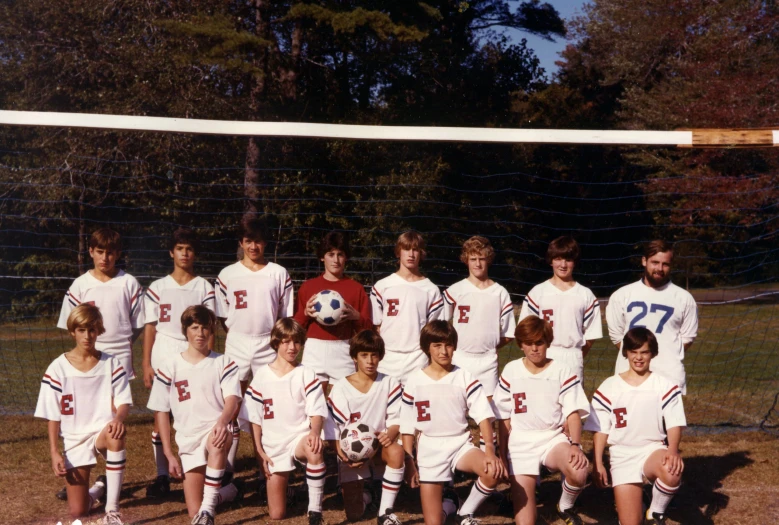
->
xmin=627 ymin=301 xmax=675 ymax=333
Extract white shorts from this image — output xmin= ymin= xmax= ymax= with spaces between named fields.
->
xmin=301 ymin=338 xmax=354 ymax=382
xmin=416 ymin=432 xmax=476 ymax=483
xmin=63 ymin=430 xmax=102 ymax=470
xmin=378 ymin=350 xmax=429 ymax=385
xmin=150 ymin=332 xmax=188 ymax=371
xmin=452 ymin=351 xmax=498 ymax=396
xmin=547 ymin=346 xmax=584 ymax=381
xmin=264 ymin=431 xmax=309 ymax=474
xmin=506 ymin=429 xmax=569 ymax=476
xmin=225 ymin=333 xmax=274 ymax=381
xmin=609 ymin=442 xmax=667 ymax=486
xmin=179 ymin=430 xmax=212 ymax=473
xmin=96 ymin=341 xmax=135 ymax=380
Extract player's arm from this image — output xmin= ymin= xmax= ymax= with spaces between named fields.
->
xmin=251 ymin=423 xmax=274 ymax=478
xmin=212 ymin=395 xmax=241 ymax=449
xmin=605 ymin=291 xmax=625 ymax=349
xmin=107 ymin=402 xmax=130 ymax=440
xmin=401 ymin=432 xmax=419 ymax=488
xmin=497 ymin=418 xmax=510 ymax=466
xmin=565 ymin=410 xmax=588 ymax=470
xmin=664 ymin=426 xmax=684 ymax=476
xmin=142 ymin=323 xmax=157 ymax=389
xmin=582 ymin=339 xmax=594 ymax=358
xmin=591 ymin=431 xmax=610 ymax=488
xmin=477 ymin=416 xmax=505 ymax=479
xmin=383 ymin=424 xmax=400 ymax=444
xmin=307 ymin=415 xmax=324 ymax=454
xmin=155 ymin=410 xmax=182 ymax=478
xmin=47 ymin=420 xmax=67 ymax=477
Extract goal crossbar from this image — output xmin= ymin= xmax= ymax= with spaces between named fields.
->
xmin=1 ymin=110 xmax=778 ymax=147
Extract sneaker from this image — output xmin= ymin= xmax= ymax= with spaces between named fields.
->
xmin=377 ymin=509 xmax=403 ymax=525
xmin=455 ymin=515 xmax=479 ymax=525
xmin=556 ymin=504 xmax=583 ymax=525
xmin=308 ymin=510 xmax=325 ymax=525
xmin=191 ymin=510 xmax=214 ymax=525
xmin=645 ymin=510 xmax=668 ymax=525
xmin=55 ymin=486 xmax=68 ymax=501
xmin=146 ymin=475 xmax=171 ymax=498
xmin=101 ymin=511 xmax=124 ymax=525
xmin=95 ymin=475 xmax=108 ymax=506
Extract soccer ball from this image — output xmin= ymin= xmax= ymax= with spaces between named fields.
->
xmin=312 ymin=289 xmax=345 ymax=326
xmin=340 ymin=422 xmax=380 ymax=463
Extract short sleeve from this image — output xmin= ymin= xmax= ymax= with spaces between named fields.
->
xmin=399 ymin=377 xmax=417 ymax=435
xmin=583 ymin=289 xmax=603 ymax=341
xmin=219 ymin=357 xmax=242 ymax=401
xmin=465 ymin=375 xmax=494 ymax=425
xmin=605 ymin=288 xmax=626 ymax=346
xmin=442 ymin=288 xmax=456 ymax=322
xmin=303 ymin=368 xmax=329 ymax=419
xmin=57 ymin=280 xmax=80 ymax=330
xmin=500 ymin=289 xmax=516 ymax=339
xmin=146 ymin=361 xmax=172 ymax=413
xmin=110 ymin=358 xmax=133 ymax=408
xmin=238 ymin=376 xmax=264 ymax=432
xmin=370 ymin=284 xmax=384 ymax=326
xmin=660 ymin=384 xmax=686 ymax=430
xmin=34 ymin=362 xmax=63 ymax=422
xmin=583 ymin=383 xmax=612 ymax=434
xmin=558 ymin=370 xmax=589 ymax=420
xmin=215 ymin=271 xmax=229 ymax=318
xmin=327 ymin=380 xmax=350 ymax=429
xmin=385 ymin=376 xmax=403 ymax=429
xmin=427 ymin=288 xmax=445 ymax=321
xmin=129 ymin=278 xmax=145 ymax=329
xmin=280 ymin=270 xmax=294 ymax=318
xmin=144 ymin=283 xmax=160 ymax=325
xmin=493 ymin=367 xmax=513 ymax=420
xmin=680 ymin=296 xmax=698 ymax=345
xmin=518 ymin=291 xmax=539 ymax=322
xmin=201 ymin=281 xmax=216 ymax=313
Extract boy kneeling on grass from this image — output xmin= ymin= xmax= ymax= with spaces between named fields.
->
xmin=36 ymin=304 xmax=131 ymax=525
xmin=147 ymin=305 xmax=243 ymax=525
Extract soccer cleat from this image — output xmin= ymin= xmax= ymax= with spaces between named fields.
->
xmin=377 ymin=509 xmax=403 ymax=525
xmin=146 ymin=474 xmax=171 ymax=498
xmin=191 ymin=510 xmax=215 ymax=525
xmin=308 ymin=510 xmax=325 ymax=525
xmin=454 ymin=514 xmax=480 ymax=525
xmin=55 ymin=486 xmax=68 ymax=501
xmin=556 ymin=504 xmax=583 ymax=525
xmin=101 ymin=510 xmax=124 ymax=525
xmin=645 ymin=510 xmax=668 ymax=525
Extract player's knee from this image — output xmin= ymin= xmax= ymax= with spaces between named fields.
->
xmin=659 ymin=465 xmax=681 ymax=486
xmin=478 ymin=474 xmax=498 ymax=489
xmin=68 ymin=499 xmax=89 ymax=518
xmin=106 ymin=435 xmax=125 ymax=451
xmin=268 ymin=506 xmax=287 ymax=520
xmin=385 ymin=443 xmax=405 ymax=468
xmin=306 ymin=448 xmax=324 ymax=464
xmin=565 ymin=465 xmax=588 ymax=486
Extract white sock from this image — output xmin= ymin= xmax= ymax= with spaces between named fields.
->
xmin=227 ymin=424 xmax=240 ymax=472
xmin=89 ymin=477 xmax=106 ymax=501
xmin=478 ymin=437 xmax=498 ymax=452
xmin=378 ymin=465 xmax=404 ymax=515
xmin=559 ymin=479 xmax=583 ymax=511
xmin=459 ymin=478 xmax=494 ymax=516
xmin=649 ymin=479 xmax=679 ymax=515
xmin=105 ymin=450 xmax=126 ymax=513
xmin=306 ymin=463 xmax=326 ymax=513
xmin=217 ymin=482 xmax=238 ymax=506
xmin=442 ymin=496 xmax=457 ymax=521
xmin=151 ymin=431 xmax=169 ymax=477
xmin=199 ymin=467 xmax=224 ymax=516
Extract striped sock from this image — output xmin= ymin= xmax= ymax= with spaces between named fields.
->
xmin=199 ymin=467 xmax=224 ymax=516
xmin=105 ymin=450 xmax=126 ymax=513
xmin=459 ymin=478 xmax=495 ymax=515
xmin=306 ymin=463 xmax=326 ymax=513
xmin=649 ymin=479 xmax=680 ymax=515
xmin=151 ymin=431 xmax=169 ymax=477
xmin=378 ymin=465 xmax=404 ymax=515
xmin=227 ymin=424 xmax=240 ymax=473
xmin=478 ymin=437 xmax=498 ymax=452
xmin=559 ymin=479 xmax=584 ymax=511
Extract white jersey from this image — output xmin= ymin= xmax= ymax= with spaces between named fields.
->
xmin=494 ymin=358 xmax=589 ymax=432
xmin=400 ymin=366 xmax=494 ymax=438
xmin=215 ymin=261 xmax=294 ymax=336
xmin=144 ymin=275 xmax=216 ymax=340
xmin=34 ymin=353 xmax=133 ymax=439
xmin=443 ymin=279 xmax=515 ymax=354
xmin=518 ymin=281 xmax=602 ymax=349
xmin=328 ymin=373 xmax=403 ymax=433
xmin=147 ymin=351 xmax=241 ymax=440
xmin=371 ymin=274 xmax=444 ymax=353
xmin=238 ymin=364 xmax=329 ymax=447
xmin=57 ymin=270 xmax=144 ymax=345
xmin=584 ymin=373 xmax=686 ymax=448
xmin=606 ymin=280 xmax=698 ymax=389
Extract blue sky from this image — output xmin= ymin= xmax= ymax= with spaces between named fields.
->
xmin=505 ymin=0 xmax=588 ymax=77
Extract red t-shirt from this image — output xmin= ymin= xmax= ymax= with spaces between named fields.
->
xmin=293 ymin=275 xmax=373 ymax=341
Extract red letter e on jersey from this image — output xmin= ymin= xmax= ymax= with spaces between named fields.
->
xmin=457 ymin=305 xmax=471 ymax=323
xmin=415 ymin=400 xmax=431 ymax=421
xmin=159 ymin=304 xmax=172 ymax=322
xmin=387 ymin=299 xmax=400 ymax=316
xmin=513 ymin=392 xmax=527 ymax=414
xmin=175 ymin=380 xmax=191 ymax=402
xmin=234 ymin=290 xmax=248 ymax=309
xmin=614 ymin=407 xmax=628 ymax=428
xmin=60 ymin=394 xmax=74 ymax=415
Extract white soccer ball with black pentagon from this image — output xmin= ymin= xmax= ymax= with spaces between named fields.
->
xmin=340 ymin=421 xmax=380 ymax=462
xmin=312 ymin=289 xmax=345 ymax=326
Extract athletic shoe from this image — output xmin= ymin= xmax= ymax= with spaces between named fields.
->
xmin=556 ymin=504 xmax=583 ymax=525
xmin=232 ymin=478 xmax=246 ymax=504
xmin=95 ymin=475 xmax=108 ymax=506
xmin=308 ymin=510 xmax=325 ymax=525
xmin=101 ymin=511 xmax=124 ymax=525
xmin=191 ymin=510 xmax=214 ymax=525
xmin=364 ymin=485 xmax=378 ymax=515
xmin=146 ymin=475 xmax=171 ymax=498
xmin=454 ymin=514 xmax=480 ymax=525
xmin=55 ymin=486 xmax=67 ymax=501
xmin=645 ymin=510 xmax=668 ymax=525
xmin=377 ymin=509 xmax=402 ymax=525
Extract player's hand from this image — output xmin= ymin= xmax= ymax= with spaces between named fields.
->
xmin=167 ymin=454 xmax=183 ymax=479
xmin=307 ymin=432 xmax=323 ymax=455
xmin=662 ymin=450 xmax=684 ymax=477
xmin=142 ymin=362 xmax=155 ymax=389
xmin=342 ymin=302 xmax=360 ymax=321
xmin=107 ymin=418 xmax=126 ymax=440
xmin=568 ymin=444 xmax=588 ymax=470
xmin=305 ymin=296 xmax=318 ymax=318
xmin=258 ymin=449 xmax=274 ymax=478
xmin=52 ymin=452 xmax=67 ymax=477
xmin=377 ymin=431 xmax=394 ymax=448
xmin=211 ymin=421 xmax=230 ymax=449
xmin=405 ymin=462 xmax=419 ymax=488
xmin=592 ymin=463 xmax=610 ymax=489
